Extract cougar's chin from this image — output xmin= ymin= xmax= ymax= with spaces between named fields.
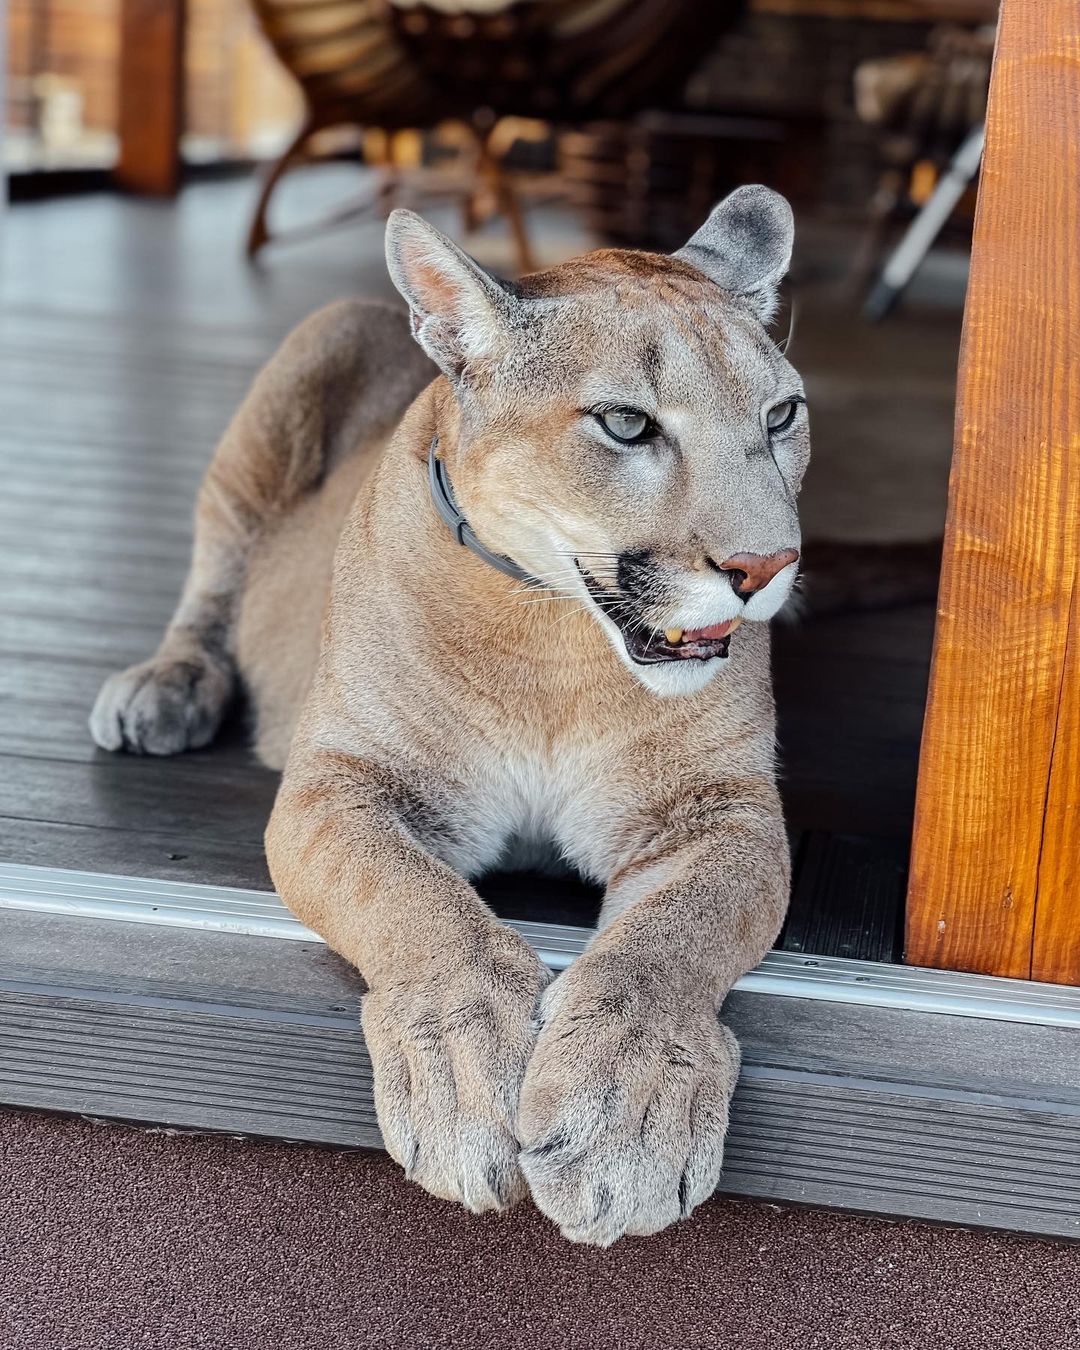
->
xmin=618 ymin=651 xmax=729 ymax=697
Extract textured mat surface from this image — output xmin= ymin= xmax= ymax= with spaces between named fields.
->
xmin=2 ymin=1109 xmax=1078 ymax=1350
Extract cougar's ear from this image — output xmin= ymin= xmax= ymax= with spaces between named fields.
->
xmin=385 ymin=209 xmax=515 ymax=378
xmin=674 ymin=185 xmax=794 ymax=323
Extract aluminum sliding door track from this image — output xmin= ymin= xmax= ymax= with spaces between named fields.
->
xmin=2 ymin=862 xmax=1080 ymax=1240
xmin=2 ymin=862 xmax=1080 ymax=1028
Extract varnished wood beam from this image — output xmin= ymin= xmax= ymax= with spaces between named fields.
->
xmin=906 ymin=0 xmax=1080 ymax=979
xmin=115 ymin=0 xmax=186 ymax=195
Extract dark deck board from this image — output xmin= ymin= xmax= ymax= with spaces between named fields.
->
xmin=0 ymin=750 xmax=279 ymax=843
xmin=0 ymin=817 xmax=275 ymax=891
xmin=779 ymin=832 xmax=908 ymax=963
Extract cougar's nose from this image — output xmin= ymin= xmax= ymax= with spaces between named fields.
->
xmin=719 ymin=549 xmax=800 ymax=597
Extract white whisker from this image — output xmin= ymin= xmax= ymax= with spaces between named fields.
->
xmin=554 ymin=604 xmax=594 ymax=626
xmin=515 ymin=595 xmax=587 ymax=606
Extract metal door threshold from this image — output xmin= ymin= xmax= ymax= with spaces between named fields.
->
xmin=4 ymin=862 xmax=1080 ymax=1027
xmin=1 ymin=864 xmax=1079 ymax=1240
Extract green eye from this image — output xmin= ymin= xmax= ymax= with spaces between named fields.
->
xmin=597 ymin=409 xmax=653 ymax=443
xmin=766 ymin=400 xmax=800 ymax=433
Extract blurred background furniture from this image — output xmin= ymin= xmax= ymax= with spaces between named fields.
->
xmin=7 ymin=1 xmax=1000 ymax=262
xmin=851 ymin=22 xmax=994 ymax=316
xmin=243 ymin=0 xmax=743 ymax=266
xmin=863 ymin=120 xmax=984 ymax=320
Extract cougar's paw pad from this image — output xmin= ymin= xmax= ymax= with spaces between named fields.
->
xmin=362 ymin=932 xmax=550 ymax=1215
xmin=90 ymin=654 xmax=231 ymax=756
xmin=518 ymin=970 xmax=740 ymax=1246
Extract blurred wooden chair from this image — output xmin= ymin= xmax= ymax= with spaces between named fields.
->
xmin=245 ymin=0 xmax=740 ymax=268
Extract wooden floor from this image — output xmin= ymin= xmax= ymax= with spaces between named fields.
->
xmin=0 ymin=173 xmax=963 ymax=961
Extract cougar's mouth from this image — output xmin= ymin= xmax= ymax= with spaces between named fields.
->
xmin=576 ymin=564 xmax=742 ymax=664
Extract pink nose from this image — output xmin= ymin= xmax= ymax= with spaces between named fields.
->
xmin=720 ymin=549 xmax=799 ymax=596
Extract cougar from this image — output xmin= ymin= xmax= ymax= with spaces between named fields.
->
xmin=91 ymin=187 xmax=810 ymax=1245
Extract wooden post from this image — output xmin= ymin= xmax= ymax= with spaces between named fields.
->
xmin=906 ymin=0 xmax=1080 ymax=980
xmin=115 ymin=0 xmax=186 ymax=195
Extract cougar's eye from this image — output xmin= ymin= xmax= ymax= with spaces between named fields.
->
xmin=766 ymin=399 xmax=800 ymax=434
xmin=596 ymin=408 xmax=653 ymax=444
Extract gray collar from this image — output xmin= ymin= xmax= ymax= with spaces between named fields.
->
xmin=427 ymin=436 xmax=539 ymax=585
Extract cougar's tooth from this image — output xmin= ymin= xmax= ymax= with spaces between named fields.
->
xmin=729 ymin=618 xmax=743 ymax=632
xmin=665 ymin=628 xmax=684 ymax=644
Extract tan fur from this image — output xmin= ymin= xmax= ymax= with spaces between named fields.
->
xmin=236 ymin=449 xmax=376 ymax=767
xmin=91 ymin=189 xmax=807 ymax=1245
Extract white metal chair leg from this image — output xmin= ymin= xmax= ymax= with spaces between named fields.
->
xmin=864 ymin=123 xmax=986 ymax=320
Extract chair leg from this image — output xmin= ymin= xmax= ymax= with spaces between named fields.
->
xmin=848 ymin=166 xmax=908 ymax=293
xmin=245 ymin=119 xmax=316 ymax=260
xmin=477 ymin=139 xmax=536 ymax=275
xmin=864 ymin=123 xmax=985 ymax=321
xmin=495 ymin=171 xmax=536 ymax=275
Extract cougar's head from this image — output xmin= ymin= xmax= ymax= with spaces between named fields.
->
xmin=386 ymin=187 xmax=808 ymax=695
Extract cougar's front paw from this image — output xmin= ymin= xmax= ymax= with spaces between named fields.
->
xmin=90 ymin=650 xmax=232 ymax=755
xmin=518 ymin=957 xmax=739 ymax=1246
xmin=363 ymin=926 xmax=551 ymax=1214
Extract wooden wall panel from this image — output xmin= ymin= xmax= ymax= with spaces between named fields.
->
xmin=7 ymin=2 xmax=121 ymax=134
xmin=906 ymin=0 xmax=1080 ymax=979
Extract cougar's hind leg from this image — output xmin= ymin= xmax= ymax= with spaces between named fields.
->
xmin=90 ymin=300 xmax=433 ymax=757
